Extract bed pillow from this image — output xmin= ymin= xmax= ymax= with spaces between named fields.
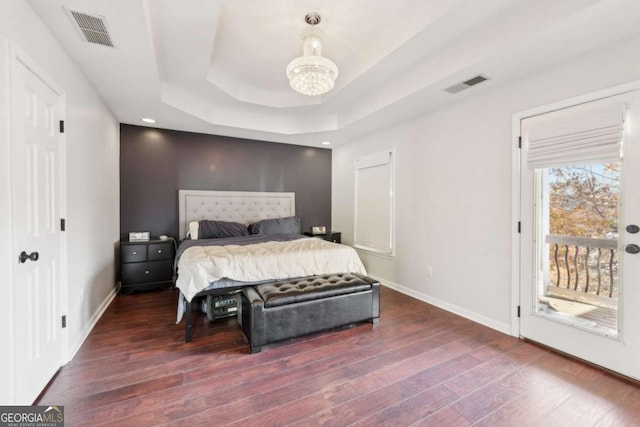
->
xmin=188 ymin=221 xmax=199 ymax=240
xmin=198 ymin=220 xmax=249 ymax=239
xmin=248 ymin=216 xmax=301 ymax=235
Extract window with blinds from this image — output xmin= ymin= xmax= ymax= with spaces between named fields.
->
xmin=525 ymin=103 xmax=625 ymax=169
xmin=354 ymin=149 xmax=395 ymax=255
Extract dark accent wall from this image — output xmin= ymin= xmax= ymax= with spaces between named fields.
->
xmin=120 ymin=124 xmax=331 ymax=239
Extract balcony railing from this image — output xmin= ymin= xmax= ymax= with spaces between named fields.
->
xmin=545 ymin=235 xmax=618 ymax=302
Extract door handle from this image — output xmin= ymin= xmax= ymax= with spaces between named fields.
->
xmin=19 ymin=251 xmax=40 ymax=263
xmin=625 ymin=244 xmax=640 ymax=254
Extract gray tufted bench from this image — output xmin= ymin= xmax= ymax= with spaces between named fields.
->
xmin=240 ymin=273 xmax=380 ymax=353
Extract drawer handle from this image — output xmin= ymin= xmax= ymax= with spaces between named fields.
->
xmin=145 ymin=270 xmax=150 ymax=274
xmin=133 ymin=251 xmax=137 ymax=255
xmin=157 ymin=250 xmax=162 ymax=253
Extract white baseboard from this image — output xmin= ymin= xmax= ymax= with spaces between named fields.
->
xmin=370 ymin=274 xmax=511 ymax=335
xmin=66 ymin=283 xmax=120 ymax=363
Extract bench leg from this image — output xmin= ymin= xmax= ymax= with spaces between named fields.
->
xmin=250 ymin=345 xmax=262 ymax=354
xmin=371 ymin=317 xmax=380 ymax=324
xmin=185 ymin=300 xmax=192 ymax=343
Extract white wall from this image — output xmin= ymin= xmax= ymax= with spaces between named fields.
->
xmin=0 ymin=0 xmax=119 ymax=404
xmin=333 ymin=35 xmax=640 ymax=334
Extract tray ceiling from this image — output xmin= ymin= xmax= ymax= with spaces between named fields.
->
xmin=27 ymin=0 xmax=640 ymax=147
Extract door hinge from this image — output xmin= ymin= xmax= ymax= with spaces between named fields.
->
xmin=59 ymin=120 xmax=64 ymax=133
xmin=517 ymin=306 xmax=521 ymax=318
xmin=518 ymin=136 xmax=521 ymax=148
xmin=60 ymin=218 xmax=66 ymax=231
xmin=61 ymin=315 xmax=67 ymax=328
xmin=518 ymin=221 xmax=521 ymax=233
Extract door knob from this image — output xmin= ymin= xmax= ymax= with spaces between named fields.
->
xmin=625 ymin=244 xmax=640 ymax=254
xmin=626 ymin=225 xmax=640 ymax=234
xmin=19 ymin=251 xmax=40 ymax=263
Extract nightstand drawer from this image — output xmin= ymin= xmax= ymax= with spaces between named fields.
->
xmin=121 ymin=244 xmax=147 ymax=263
xmin=121 ymin=260 xmax=172 ymax=285
xmin=304 ymin=231 xmax=341 ymax=244
xmin=148 ymin=242 xmax=173 ymax=261
xmin=326 ymin=232 xmax=341 ymax=243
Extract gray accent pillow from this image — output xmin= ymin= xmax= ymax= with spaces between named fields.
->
xmin=198 ymin=220 xmax=249 ymax=239
xmin=248 ymin=216 xmax=301 ymax=235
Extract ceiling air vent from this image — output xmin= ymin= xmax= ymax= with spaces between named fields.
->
xmin=444 ymin=75 xmax=489 ymax=94
xmin=65 ymin=8 xmax=114 ymax=48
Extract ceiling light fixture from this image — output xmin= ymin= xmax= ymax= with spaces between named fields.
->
xmin=142 ymin=117 xmax=156 ymax=124
xmin=286 ymin=13 xmax=338 ymax=97
xmin=321 ymin=141 xmax=331 ymax=145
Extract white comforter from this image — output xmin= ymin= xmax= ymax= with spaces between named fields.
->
xmin=176 ymin=237 xmax=367 ymax=302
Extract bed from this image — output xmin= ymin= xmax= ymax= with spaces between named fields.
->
xmin=175 ymin=190 xmax=367 ymax=342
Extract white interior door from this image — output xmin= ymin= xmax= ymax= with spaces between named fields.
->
xmin=11 ymin=58 xmax=64 ymax=404
xmin=519 ymin=89 xmax=640 ymax=380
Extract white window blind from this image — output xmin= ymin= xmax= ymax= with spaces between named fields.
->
xmin=526 ymin=103 xmax=625 ymax=169
xmin=354 ymin=149 xmax=394 ymax=255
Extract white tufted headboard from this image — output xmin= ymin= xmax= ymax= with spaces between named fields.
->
xmin=178 ymin=190 xmax=296 ymax=240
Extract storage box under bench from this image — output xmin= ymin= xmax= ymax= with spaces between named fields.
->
xmin=240 ymin=273 xmax=380 ymax=353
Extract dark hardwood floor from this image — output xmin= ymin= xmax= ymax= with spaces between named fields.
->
xmin=37 ymin=286 xmax=640 ymax=426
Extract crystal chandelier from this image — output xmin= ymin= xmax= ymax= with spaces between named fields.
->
xmin=286 ymin=13 xmax=338 ymax=97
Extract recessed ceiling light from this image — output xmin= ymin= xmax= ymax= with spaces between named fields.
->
xmin=142 ymin=118 xmax=156 ymax=124
xmin=321 ymin=141 xmax=331 ymax=145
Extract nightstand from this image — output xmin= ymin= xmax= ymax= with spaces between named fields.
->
xmin=304 ymin=231 xmax=341 ymax=244
xmin=120 ymin=238 xmax=175 ymax=293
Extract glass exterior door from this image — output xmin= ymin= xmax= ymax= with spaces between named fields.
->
xmin=519 ymin=88 xmax=640 ymax=381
